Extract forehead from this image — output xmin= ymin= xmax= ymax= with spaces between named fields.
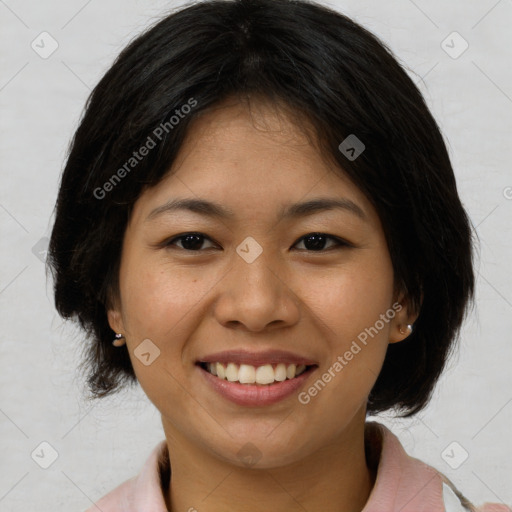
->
xmin=130 ymin=98 xmax=378 ymax=227
xmin=172 ymin=97 xmax=327 ymax=180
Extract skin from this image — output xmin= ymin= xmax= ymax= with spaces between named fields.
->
xmin=108 ymin=97 xmax=418 ymax=512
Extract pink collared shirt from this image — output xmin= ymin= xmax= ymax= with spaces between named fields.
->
xmin=85 ymin=422 xmax=511 ymax=512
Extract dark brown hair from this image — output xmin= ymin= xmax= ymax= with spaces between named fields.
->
xmin=47 ymin=0 xmax=475 ymax=417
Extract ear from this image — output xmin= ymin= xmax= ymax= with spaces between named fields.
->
xmin=107 ymin=308 xmax=125 ymax=335
xmin=388 ymin=290 xmax=421 ymax=344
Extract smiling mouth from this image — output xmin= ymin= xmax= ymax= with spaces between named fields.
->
xmin=197 ymin=361 xmax=317 ymax=386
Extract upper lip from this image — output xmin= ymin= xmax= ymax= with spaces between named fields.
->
xmin=197 ymin=349 xmax=318 ymax=367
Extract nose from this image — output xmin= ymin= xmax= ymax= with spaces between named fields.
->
xmin=212 ymin=247 xmax=301 ymax=333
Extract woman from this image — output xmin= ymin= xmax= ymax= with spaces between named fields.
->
xmin=46 ymin=0 xmax=511 ymax=510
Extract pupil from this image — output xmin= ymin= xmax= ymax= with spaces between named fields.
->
xmin=304 ymin=234 xmax=326 ymax=251
xmin=183 ymin=234 xmax=203 ymax=250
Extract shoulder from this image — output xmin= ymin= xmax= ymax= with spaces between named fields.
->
xmin=364 ymin=421 xmax=511 ymax=512
xmin=441 ymin=474 xmax=512 ymax=512
xmin=84 ymin=477 xmax=136 ymax=512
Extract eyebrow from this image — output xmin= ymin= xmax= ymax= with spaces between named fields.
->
xmin=145 ymin=196 xmax=367 ymax=223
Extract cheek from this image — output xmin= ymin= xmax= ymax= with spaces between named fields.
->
xmin=118 ymin=258 xmax=222 ymax=400
xmin=303 ymin=259 xmax=395 ymax=342
xmin=296 ymin=280 xmax=392 ymax=431
xmin=315 ymin=260 xmax=394 ymax=400
xmin=118 ymin=261 xmax=203 ymax=406
xmin=119 ymin=258 xmax=207 ymax=338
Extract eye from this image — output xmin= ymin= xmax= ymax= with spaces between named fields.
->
xmin=164 ymin=233 xmax=218 ymax=251
xmin=293 ymin=233 xmax=350 ymax=252
xmin=163 ymin=232 xmax=351 ymax=252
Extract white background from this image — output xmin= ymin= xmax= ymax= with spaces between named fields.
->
xmin=1 ymin=0 xmax=511 ymax=510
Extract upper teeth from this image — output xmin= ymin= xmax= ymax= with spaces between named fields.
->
xmin=206 ymin=362 xmax=307 ymax=385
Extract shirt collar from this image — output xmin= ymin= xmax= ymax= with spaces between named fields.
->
xmin=362 ymin=421 xmax=446 ymax=511
xmin=132 ymin=421 xmax=448 ymax=512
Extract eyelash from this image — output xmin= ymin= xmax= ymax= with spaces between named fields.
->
xmin=163 ymin=232 xmax=352 ymax=253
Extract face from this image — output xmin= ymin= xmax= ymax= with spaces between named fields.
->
xmin=108 ymin=97 xmax=414 ymax=468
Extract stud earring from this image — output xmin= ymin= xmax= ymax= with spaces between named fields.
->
xmin=399 ymin=324 xmax=413 ymax=335
xmin=112 ymin=333 xmax=126 ymax=347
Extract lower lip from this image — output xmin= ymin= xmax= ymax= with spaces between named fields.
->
xmin=197 ymin=364 xmax=317 ymax=407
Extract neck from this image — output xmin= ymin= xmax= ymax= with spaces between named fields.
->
xmin=162 ymin=412 xmax=376 ymax=512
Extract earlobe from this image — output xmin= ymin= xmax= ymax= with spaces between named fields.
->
xmin=389 ymin=294 xmax=420 ymax=344
xmin=399 ymin=324 xmax=413 ymax=336
xmin=389 ymin=322 xmax=414 ymax=344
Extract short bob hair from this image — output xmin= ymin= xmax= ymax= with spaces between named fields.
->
xmin=47 ymin=0 xmax=475 ymax=417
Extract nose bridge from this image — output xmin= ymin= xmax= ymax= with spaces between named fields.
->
xmin=213 ymin=235 xmax=299 ymax=331
xmin=232 ymin=235 xmax=281 ymax=299
xmin=235 ymin=234 xmax=268 ymax=269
